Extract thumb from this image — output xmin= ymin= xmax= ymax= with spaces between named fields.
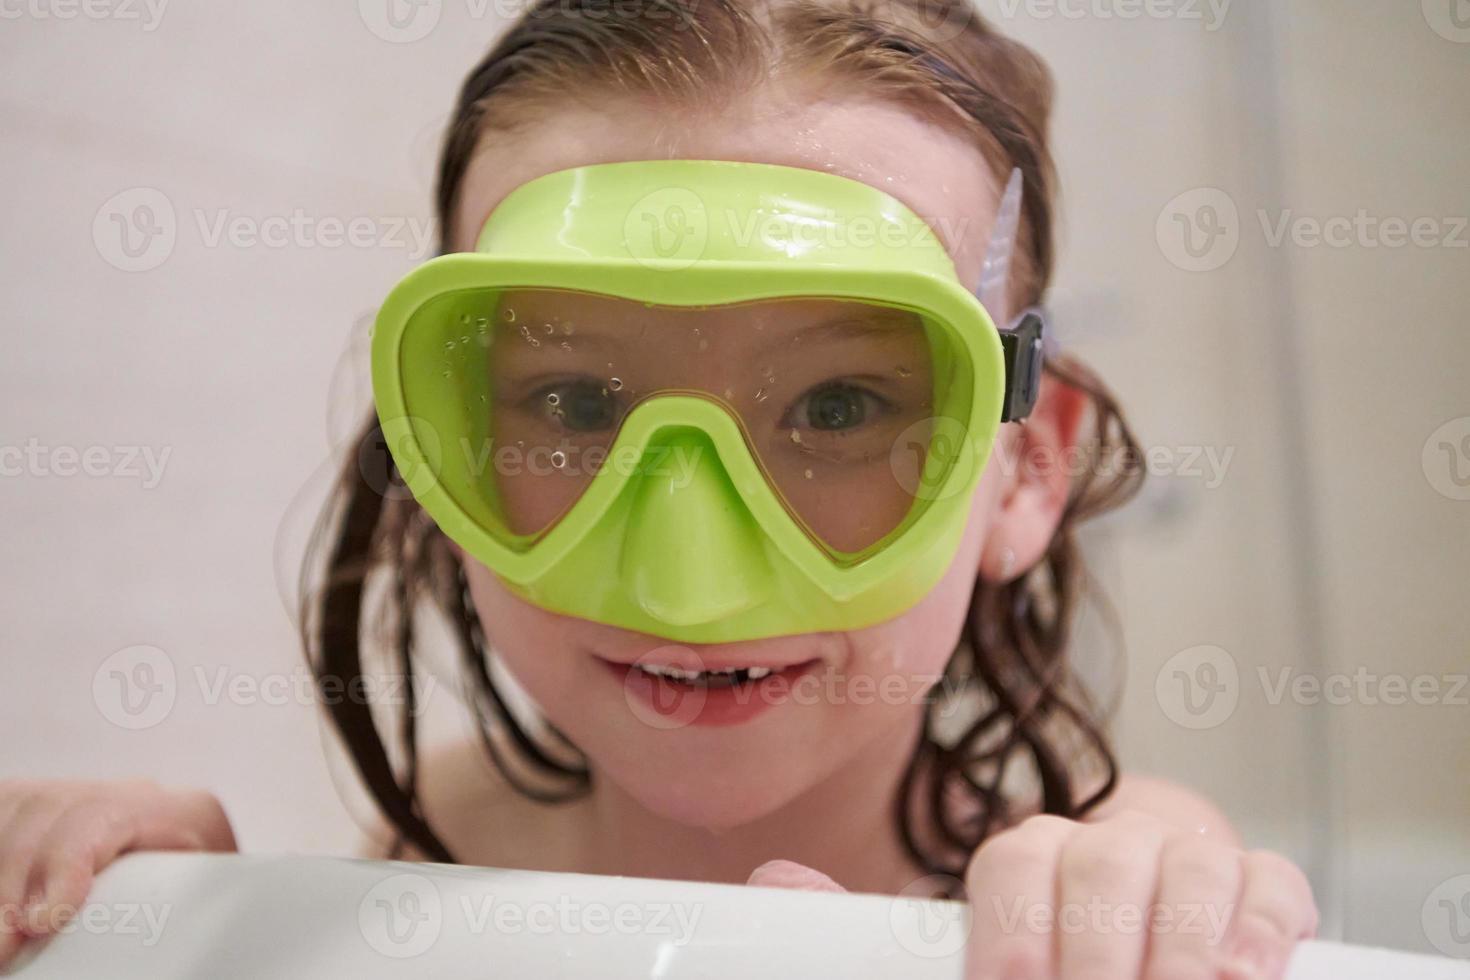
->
xmin=745 ymin=859 xmax=847 ymax=893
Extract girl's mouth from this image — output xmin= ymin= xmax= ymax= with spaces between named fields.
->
xmin=598 ymin=657 xmax=822 ymax=727
xmin=632 ymin=663 xmax=777 ymax=687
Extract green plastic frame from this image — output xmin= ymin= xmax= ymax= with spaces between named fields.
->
xmin=371 ymin=159 xmax=1006 ymax=642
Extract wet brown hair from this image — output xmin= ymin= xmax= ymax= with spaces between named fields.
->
xmin=302 ymin=0 xmax=1145 ymax=889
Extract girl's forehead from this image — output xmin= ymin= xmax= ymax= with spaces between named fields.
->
xmin=451 ymin=91 xmax=1001 ymax=287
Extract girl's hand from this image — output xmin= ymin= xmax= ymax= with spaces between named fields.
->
xmin=0 ymin=779 xmax=236 ymax=967
xmin=964 ymin=810 xmax=1318 ymax=980
xmin=746 ymin=807 xmax=1317 ymax=980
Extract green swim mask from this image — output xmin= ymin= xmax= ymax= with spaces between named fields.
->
xmin=370 ymin=159 xmax=1045 ymax=642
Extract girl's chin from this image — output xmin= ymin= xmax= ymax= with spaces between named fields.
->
xmin=594 ymin=760 xmax=808 ymax=830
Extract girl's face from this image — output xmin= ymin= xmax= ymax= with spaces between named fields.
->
xmin=451 ymin=89 xmax=1033 ymax=829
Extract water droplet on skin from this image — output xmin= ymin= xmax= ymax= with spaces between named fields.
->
xmin=608 ymin=377 xmax=624 ymax=391
xmin=550 ymin=450 xmax=567 ymax=468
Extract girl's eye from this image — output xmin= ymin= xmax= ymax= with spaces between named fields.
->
xmin=534 ymin=379 xmax=621 ymax=432
xmin=790 ymin=382 xmax=889 ymax=432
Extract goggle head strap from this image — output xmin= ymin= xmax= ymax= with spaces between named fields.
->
xmin=979 ymin=166 xmax=1047 ymax=423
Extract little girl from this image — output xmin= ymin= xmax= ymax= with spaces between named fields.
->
xmin=0 ymin=0 xmax=1318 ymax=976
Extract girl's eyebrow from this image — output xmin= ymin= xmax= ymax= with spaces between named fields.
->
xmin=750 ymin=313 xmax=918 ymax=355
xmin=497 ymin=310 xmax=917 ymax=358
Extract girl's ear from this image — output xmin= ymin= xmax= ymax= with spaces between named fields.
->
xmin=978 ymin=370 xmax=1091 ymax=583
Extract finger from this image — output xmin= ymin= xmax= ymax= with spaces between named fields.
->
xmin=746 ymin=859 xmax=846 ymax=893
xmin=1223 ymin=850 xmax=1318 ymax=980
xmin=966 ymin=814 xmax=1077 ymax=980
xmin=31 ymin=800 xmax=143 ymax=933
xmin=1142 ymin=836 xmax=1242 ymax=980
xmin=0 ymin=794 xmax=69 ymax=963
xmin=0 ymin=795 xmax=70 ymax=928
xmin=1055 ymin=812 xmax=1165 ymax=980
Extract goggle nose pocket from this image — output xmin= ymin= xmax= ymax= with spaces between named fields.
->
xmin=618 ymin=425 xmax=773 ymax=627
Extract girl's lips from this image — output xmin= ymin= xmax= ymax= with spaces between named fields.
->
xmin=600 ymin=658 xmax=821 ymax=727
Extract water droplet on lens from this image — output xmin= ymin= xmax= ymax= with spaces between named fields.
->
xmin=560 ymin=341 xmax=572 ymax=351
xmin=804 ymin=468 xmax=814 ymax=479
xmin=789 ymin=429 xmax=802 ymax=444
xmin=459 ymin=313 xmax=471 ymax=326
xmin=550 ymin=450 xmax=567 ymax=468
xmin=546 ymin=393 xmax=560 ymax=407
xmin=896 ymin=366 xmax=913 ymax=378
xmin=503 ymin=308 xmax=517 ymax=323
xmin=608 ymin=377 xmax=623 ymax=391
xmin=754 ymin=387 xmax=768 ymax=402
xmin=443 ymin=341 xmax=455 ymax=352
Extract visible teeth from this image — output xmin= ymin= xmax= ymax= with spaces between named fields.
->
xmin=639 ymin=664 xmax=702 ymax=681
xmin=634 ymin=664 xmax=778 ymax=683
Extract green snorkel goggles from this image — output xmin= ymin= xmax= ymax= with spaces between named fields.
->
xmin=370 ymin=159 xmax=1045 ymax=643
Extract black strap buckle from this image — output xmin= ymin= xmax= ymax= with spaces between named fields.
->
xmin=998 ymin=309 xmax=1045 ymax=423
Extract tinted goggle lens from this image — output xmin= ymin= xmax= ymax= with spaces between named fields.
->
xmin=397 ymin=286 xmax=974 ymax=559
